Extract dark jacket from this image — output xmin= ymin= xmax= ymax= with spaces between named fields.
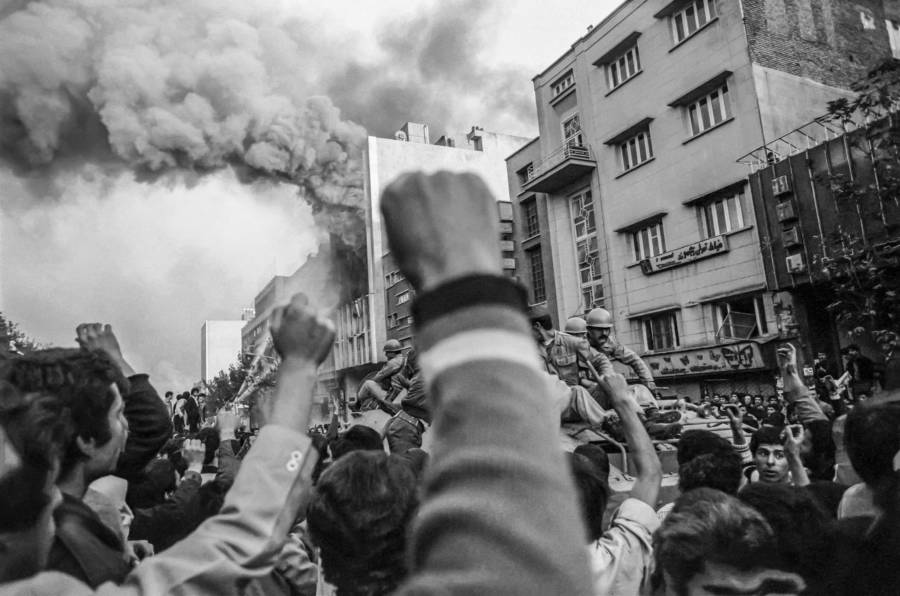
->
xmin=47 ymin=494 xmax=131 ymax=587
xmin=116 ymin=374 xmax=172 ymax=483
xmin=130 ymin=475 xmax=202 ymax=552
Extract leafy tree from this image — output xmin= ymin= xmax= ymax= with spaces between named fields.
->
xmin=205 ymin=352 xmax=253 ymax=408
xmin=822 ymin=59 xmax=900 ymax=360
xmin=0 ymin=312 xmax=43 ymax=355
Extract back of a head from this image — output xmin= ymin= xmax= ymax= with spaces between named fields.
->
xmin=653 ymin=488 xmax=794 ymax=594
xmin=678 ymin=449 xmax=742 ymax=495
xmin=527 ymin=305 xmax=553 ymax=331
xmin=2 ymin=349 xmax=127 ymax=477
xmin=0 ymin=387 xmax=70 ymax=581
xmin=567 ymin=452 xmax=608 ymax=542
xmin=677 ymin=430 xmax=733 ymax=466
xmin=737 ymin=482 xmax=831 ymax=583
xmin=330 ymin=425 xmax=384 ymax=460
xmin=845 ymin=401 xmax=900 ymax=487
xmin=307 ymin=450 xmax=418 ymax=595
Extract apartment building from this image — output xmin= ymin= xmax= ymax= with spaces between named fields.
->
xmin=323 ymin=123 xmax=528 ymax=399
xmin=510 ymin=0 xmax=895 ymax=398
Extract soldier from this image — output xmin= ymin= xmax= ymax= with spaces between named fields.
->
xmin=529 ymin=306 xmax=613 ymax=387
xmin=585 ymin=308 xmax=657 ymax=391
xmin=564 ymin=317 xmax=588 ymax=339
xmin=356 ymin=339 xmax=405 ymax=411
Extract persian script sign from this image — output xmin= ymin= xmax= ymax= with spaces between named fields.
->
xmin=635 ymin=342 xmax=767 ymax=378
xmin=640 ymin=235 xmax=728 ymax=274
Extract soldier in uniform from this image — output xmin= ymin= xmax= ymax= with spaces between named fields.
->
xmin=564 ymin=317 xmax=588 ymax=339
xmin=585 ymin=308 xmax=656 ymax=391
xmin=356 ymin=339 xmax=405 ymax=411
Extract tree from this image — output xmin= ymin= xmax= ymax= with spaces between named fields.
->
xmin=0 ymin=312 xmax=43 ymax=356
xmin=822 ymin=59 xmax=900 ymax=360
xmin=205 ymin=352 xmax=253 ymax=408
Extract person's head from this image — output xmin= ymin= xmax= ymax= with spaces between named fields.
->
xmin=585 ymin=307 xmax=613 ymax=347
xmin=741 ymin=394 xmax=753 ymax=407
xmin=307 ymin=451 xmax=418 ymax=595
xmin=766 ymin=405 xmax=776 ymax=417
xmin=675 ymin=431 xmax=742 ymax=495
xmin=567 ymin=451 xmax=609 ymax=541
xmin=563 ymin=317 xmax=587 ymax=338
xmin=729 ymin=393 xmax=739 ymax=404
xmin=845 ymin=402 xmax=900 ymax=490
xmin=2 ymin=349 xmax=130 ymax=484
xmin=711 ymin=395 xmax=723 ymax=406
xmin=127 ymin=458 xmax=178 ymax=509
xmin=330 ymin=425 xmax=384 ymax=460
xmin=753 ymin=395 xmax=763 ymax=407
xmin=527 ymin=305 xmax=554 ymax=342
xmin=0 ymin=387 xmax=69 ymax=582
xmin=751 ymin=426 xmax=790 ymax=484
xmin=191 ymin=387 xmax=199 ymax=397
xmin=653 ymin=488 xmax=805 ymax=595
xmin=737 ymin=483 xmax=832 ymax=586
xmin=383 ymin=339 xmax=403 ymax=359
xmin=739 ymin=405 xmax=748 ymax=416
xmin=844 ymin=344 xmax=860 ymax=358
xmin=165 ymin=391 xmax=173 ymax=399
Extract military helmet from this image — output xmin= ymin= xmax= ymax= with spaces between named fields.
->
xmin=383 ymin=339 xmax=403 ymax=353
xmin=564 ymin=317 xmax=587 ymax=334
xmin=585 ymin=308 xmax=614 ymax=329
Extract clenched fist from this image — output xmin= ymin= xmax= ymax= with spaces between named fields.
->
xmin=269 ymin=293 xmax=335 ymax=365
xmin=380 ymin=171 xmax=502 ymax=292
xmin=76 ymin=323 xmax=135 ymax=376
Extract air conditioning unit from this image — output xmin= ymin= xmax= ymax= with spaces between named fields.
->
xmin=785 ymin=253 xmax=806 ymax=274
xmin=776 ymin=200 xmax=797 ymax=222
xmin=782 ymin=226 xmax=801 ymax=247
xmin=772 ymin=175 xmax=791 ymax=196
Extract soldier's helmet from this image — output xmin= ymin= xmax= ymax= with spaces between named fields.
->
xmin=585 ymin=308 xmax=614 ymax=329
xmin=384 ymin=339 xmax=403 ymax=354
xmin=564 ymin=317 xmax=588 ymax=335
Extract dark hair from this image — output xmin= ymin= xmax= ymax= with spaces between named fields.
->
xmin=567 ymin=452 xmax=608 ymax=541
xmin=0 ymin=387 xmax=71 ymax=532
xmin=679 ymin=450 xmax=743 ymax=495
xmin=531 ymin=314 xmax=553 ymax=331
xmin=801 ymin=419 xmax=835 ymax=481
xmin=165 ymin=391 xmax=173 ymax=398
xmin=677 ymin=430 xmax=733 ymax=466
xmin=653 ymin=489 xmax=781 ymax=594
xmin=845 ymin=402 xmax=900 ymax=487
xmin=126 ymin=458 xmax=177 ymax=509
xmin=574 ymin=443 xmax=610 ymax=481
xmin=750 ymin=425 xmax=783 ymax=456
xmin=307 ymin=451 xmax=418 ymax=595
xmin=2 ymin=349 xmax=128 ymax=476
xmin=196 ymin=427 xmax=220 ymax=466
xmin=737 ymin=483 xmax=832 ymax=589
xmin=330 ymin=425 xmax=384 ymax=460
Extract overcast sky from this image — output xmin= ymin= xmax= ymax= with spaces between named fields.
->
xmin=0 ymin=0 xmax=620 ymax=390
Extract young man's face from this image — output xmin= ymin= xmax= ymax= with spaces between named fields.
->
xmin=766 ymin=406 xmax=776 ymax=416
xmin=753 ymin=397 xmax=763 ymax=407
xmin=755 ymin=443 xmax=789 ymax=483
xmin=87 ymin=385 xmax=129 ymax=480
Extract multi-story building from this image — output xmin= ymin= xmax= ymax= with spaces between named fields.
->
xmin=510 ymin=0 xmax=895 ymax=399
xmin=324 ymin=123 xmax=528 ymax=398
xmin=200 ymin=320 xmax=246 ymax=381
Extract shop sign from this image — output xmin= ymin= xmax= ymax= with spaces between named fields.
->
xmin=640 ymin=235 xmax=728 ymax=274
xmin=639 ymin=342 xmax=768 ymax=378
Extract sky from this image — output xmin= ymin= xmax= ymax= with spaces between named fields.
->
xmin=0 ymin=0 xmax=621 ymax=390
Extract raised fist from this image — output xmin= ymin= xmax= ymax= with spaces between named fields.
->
xmin=380 ymin=171 xmax=502 ymax=292
xmin=776 ymin=343 xmax=798 ymax=375
xmin=269 ymin=293 xmax=335 ymax=365
xmin=76 ymin=323 xmax=123 ymax=360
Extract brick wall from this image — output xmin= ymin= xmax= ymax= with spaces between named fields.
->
xmin=743 ymin=0 xmax=893 ymax=88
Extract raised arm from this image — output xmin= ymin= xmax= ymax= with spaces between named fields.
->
xmin=381 ymin=172 xmax=592 ymax=596
xmin=614 ymin=344 xmax=657 ymax=390
xmin=76 ymin=323 xmax=172 ymax=481
xmin=596 ymin=373 xmax=662 ymax=507
xmin=777 ymin=343 xmax=827 ymax=424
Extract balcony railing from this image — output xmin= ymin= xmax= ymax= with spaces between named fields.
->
xmin=521 ymin=143 xmax=596 ymax=193
xmin=525 ymin=143 xmax=593 ymax=183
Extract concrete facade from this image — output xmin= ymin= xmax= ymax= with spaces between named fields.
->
xmin=200 ymin=320 xmax=245 ymax=381
xmin=513 ymin=0 xmax=894 ymax=399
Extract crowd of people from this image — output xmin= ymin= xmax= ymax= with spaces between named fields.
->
xmin=0 ymin=171 xmax=898 ymax=595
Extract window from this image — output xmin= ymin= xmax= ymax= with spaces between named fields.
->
xmin=700 ymin=191 xmax=744 ymax=237
xmin=562 ymin=113 xmax=583 ymax=147
xmin=632 ymin=222 xmax=666 ymax=261
xmin=517 ymin=163 xmax=534 ymax=185
xmin=551 ymin=71 xmax=575 ymax=98
xmin=606 ymin=45 xmax=641 ymax=90
xmin=672 ymin=0 xmax=717 ymax=44
xmin=522 ymin=199 xmax=540 ymax=237
xmin=642 ymin=312 xmax=680 ymax=351
xmin=570 ymin=190 xmax=604 ymax=311
xmin=385 ymin=270 xmax=403 ymax=287
xmin=387 ymin=313 xmax=399 ymax=329
xmin=397 ymin=291 xmax=410 ymax=305
xmin=619 ymin=130 xmax=653 ymax=172
xmin=712 ymin=295 xmax=769 ymax=340
xmin=687 ymin=83 xmax=730 ymax=136
xmin=527 ymin=247 xmax=546 ymax=304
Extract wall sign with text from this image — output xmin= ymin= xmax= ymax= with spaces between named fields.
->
xmin=640 ymin=235 xmax=729 ymax=274
xmin=637 ymin=342 xmax=768 ymax=378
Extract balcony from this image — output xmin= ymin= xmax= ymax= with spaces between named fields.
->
xmin=521 ymin=143 xmax=596 ymax=194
